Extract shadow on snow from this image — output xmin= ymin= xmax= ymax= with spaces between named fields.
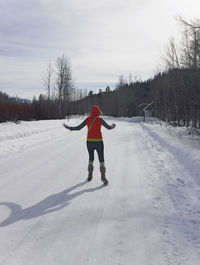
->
xmin=0 ymin=181 xmax=105 ymax=227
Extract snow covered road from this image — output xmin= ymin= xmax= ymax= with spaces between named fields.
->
xmin=0 ymin=117 xmax=200 ymax=265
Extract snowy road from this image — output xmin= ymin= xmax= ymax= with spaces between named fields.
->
xmin=0 ymin=117 xmax=200 ymax=265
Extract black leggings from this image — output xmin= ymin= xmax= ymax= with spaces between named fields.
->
xmin=86 ymin=141 xmax=104 ymax=163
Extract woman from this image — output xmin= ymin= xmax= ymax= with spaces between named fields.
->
xmin=63 ymin=105 xmax=116 ymax=185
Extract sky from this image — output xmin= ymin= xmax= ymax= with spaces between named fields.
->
xmin=0 ymin=0 xmax=200 ymax=99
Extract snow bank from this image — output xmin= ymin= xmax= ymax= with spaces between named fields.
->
xmin=0 ymin=120 xmax=61 ymax=142
xmin=0 ymin=119 xmax=66 ymax=156
xmin=128 ymin=116 xmax=160 ymax=123
xmin=140 ymin=122 xmax=200 ymax=185
xmin=102 ymin=116 xmax=160 ymax=123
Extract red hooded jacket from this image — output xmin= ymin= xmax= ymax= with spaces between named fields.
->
xmin=87 ymin=105 xmax=102 ymax=141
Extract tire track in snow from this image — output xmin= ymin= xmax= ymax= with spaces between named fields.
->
xmin=127 ymin=124 xmax=164 ymax=265
xmin=87 ymin=122 xmax=163 ymax=265
xmin=86 ymin=129 xmax=122 ymax=265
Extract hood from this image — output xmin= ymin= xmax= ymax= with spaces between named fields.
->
xmin=90 ymin=105 xmax=102 ymax=117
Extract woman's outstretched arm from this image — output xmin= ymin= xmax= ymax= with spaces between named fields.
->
xmin=100 ymin=118 xmax=116 ymax=129
xmin=63 ymin=119 xmax=87 ymax=131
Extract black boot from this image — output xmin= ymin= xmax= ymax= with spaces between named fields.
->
xmin=100 ymin=166 xmax=108 ymax=185
xmin=88 ymin=165 xmax=94 ymax=181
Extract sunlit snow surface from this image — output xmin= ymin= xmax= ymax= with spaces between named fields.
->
xmin=0 ymin=116 xmax=200 ymax=265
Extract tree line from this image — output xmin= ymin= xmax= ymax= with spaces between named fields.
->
xmin=0 ymin=54 xmax=86 ymax=122
xmin=69 ymin=67 xmax=200 ymax=129
xmin=70 ymin=17 xmax=200 ymax=128
xmin=0 ymin=17 xmax=200 ymax=128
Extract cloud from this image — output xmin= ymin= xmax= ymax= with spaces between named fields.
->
xmin=1 ymin=0 xmax=200 ymax=98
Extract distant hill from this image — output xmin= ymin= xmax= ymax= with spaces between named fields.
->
xmin=11 ymin=97 xmax=31 ymax=103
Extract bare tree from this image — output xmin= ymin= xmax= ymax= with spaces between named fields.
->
xmin=163 ymin=38 xmax=180 ymax=69
xmin=55 ymin=54 xmax=74 ymax=117
xmin=177 ymin=16 xmax=200 ymax=68
xmin=116 ymin=75 xmax=126 ymax=90
xmin=128 ymin=73 xmax=133 ymax=85
xmin=42 ymin=61 xmax=54 ymax=99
